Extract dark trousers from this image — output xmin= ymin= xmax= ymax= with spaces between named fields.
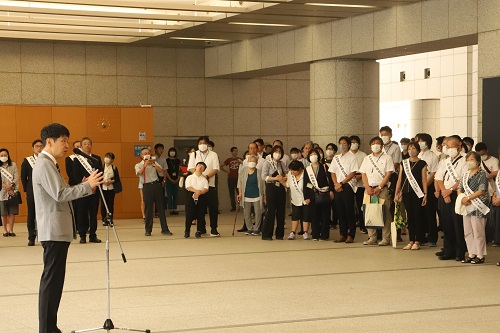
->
xmin=439 ymin=193 xmax=466 ymax=259
xmin=199 ymin=187 xmax=219 ymax=231
xmin=39 ymin=241 xmax=70 ymax=333
xmin=262 ymin=184 xmax=286 ymax=239
xmin=335 ymin=184 xmax=356 ymax=239
xmin=100 ymin=189 xmax=115 ymax=220
xmin=166 ymin=181 xmax=179 ymax=210
xmin=492 ymin=206 xmax=500 ymax=244
xmin=143 ymin=182 xmax=169 ymax=233
xmin=355 ymin=187 xmax=365 ymax=230
xmin=228 ymin=177 xmax=238 ymax=210
xmin=76 ymin=193 xmax=99 ymax=239
xmin=403 ymin=191 xmax=425 ymax=242
xmin=311 ymin=199 xmax=331 ymax=240
xmin=423 ymin=184 xmax=438 ymax=243
xmin=330 ymin=198 xmax=338 ymax=228
xmin=185 ymin=193 xmax=207 ymax=233
xmin=26 ymin=192 xmax=36 ymax=241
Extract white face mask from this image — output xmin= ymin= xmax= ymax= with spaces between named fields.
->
xmin=169 ymin=152 xmax=175 ymax=157
xmin=442 ymin=146 xmax=449 ymax=156
xmin=448 ymin=147 xmax=458 ymax=158
xmin=480 ymin=155 xmax=488 ymax=161
xmin=467 ymin=161 xmax=478 ymax=170
xmin=104 ymin=157 xmax=111 ymax=164
xmin=291 ymin=153 xmax=298 ymax=160
xmin=418 ymin=142 xmax=427 ymax=150
xmin=339 ymin=145 xmax=348 ymax=153
xmin=350 ymin=143 xmax=359 ymax=151
xmin=381 ymin=136 xmax=390 ymax=145
xmin=199 ymin=144 xmax=208 ymax=152
xmin=309 ymin=155 xmax=318 ymax=163
xmin=325 ymin=149 xmax=334 ymax=157
xmin=371 ymin=144 xmax=382 ymax=153
xmin=248 ymin=162 xmax=256 ymax=169
xmin=409 ymin=150 xmax=418 ymax=157
xmin=401 ymin=145 xmax=408 ymax=151
xmin=273 ymin=152 xmax=281 ymax=161
xmin=0 ymin=156 xmax=7 ymax=163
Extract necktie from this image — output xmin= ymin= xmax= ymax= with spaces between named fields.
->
xmin=56 ymin=163 xmax=61 ymax=174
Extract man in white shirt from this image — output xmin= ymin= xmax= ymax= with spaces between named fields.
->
xmin=476 ymin=142 xmax=500 ymax=197
xmin=329 ymin=136 xmax=359 ymax=243
xmin=349 ymin=135 xmax=368 ymax=234
xmin=188 ymin=136 xmax=221 ymax=236
xmin=435 ymin=135 xmax=468 ymax=261
xmin=254 ymin=138 xmax=265 ymax=158
xmin=184 ymin=162 xmax=209 ymax=238
xmin=359 ymin=136 xmax=395 ymax=246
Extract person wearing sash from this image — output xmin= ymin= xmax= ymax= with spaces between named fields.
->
xmin=237 ymin=155 xmax=265 ymax=236
xmin=261 ymin=145 xmax=288 ymax=240
xmin=101 ymin=152 xmax=120 ymax=222
xmin=415 ymin=133 xmax=439 ymax=246
xmin=285 ymin=160 xmax=311 ymax=240
xmin=329 ymin=137 xmax=358 ymax=243
xmin=184 ymin=162 xmax=209 ymax=238
xmin=359 ymin=137 xmax=395 ymax=246
xmin=475 ymin=143 xmax=499 ymax=197
xmin=72 ymin=137 xmax=103 ymax=244
xmin=304 ymin=149 xmax=334 ymax=241
xmin=65 ymin=140 xmax=81 ymax=186
xmin=435 ymin=135 xmax=468 ymax=261
xmin=349 ymin=135 xmax=368 ymax=234
xmin=324 ymin=143 xmax=339 ymax=230
xmin=394 ymin=142 xmax=428 ymax=250
xmin=165 ymin=147 xmax=181 ymax=215
xmin=21 ymin=139 xmax=43 ymax=246
xmin=0 ymin=148 xmax=20 ymax=237
xmin=458 ymin=151 xmax=490 ymax=264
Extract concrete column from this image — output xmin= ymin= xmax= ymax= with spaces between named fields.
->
xmin=310 ymin=59 xmax=379 ymax=151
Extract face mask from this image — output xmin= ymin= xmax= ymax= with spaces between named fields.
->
xmin=248 ymin=162 xmax=256 ymax=169
xmin=291 ymin=153 xmax=298 ymax=160
xmin=448 ymin=147 xmax=458 ymax=158
xmin=273 ymin=152 xmax=281 ymax=161
xmin=208 ymin=146 xmax=213 ymax=152
xmin=467 ymin=161 xmax=478 ymax=170
xmin=409 ymin=150 xmax=418 ymax=157
xmin=442 ymin=146 xmax=448 ymax=156
xmin=169 ymin=152 xmax=175 ymax=157
xmin=401 ymin=145 xmax=408 ymax=151
xmin=326 ymin=149 xmax=334 ymax=157
xmin=199 ymin=144 xmax=208 ymax=152
xmin=371 ymin=144 xmax=382 ymax=153
xmin=0 ymin=156 xmax=7 ymax=163
xmin=418 ymin=142 xmax=427 ymax=150
xmin=350 ymin=143 xmax=359 ymax=151
xmin=339 ymin=145 xmax=348 ymax=153
xmin=381 ymin=136 xmax=390 ymax=145
xmin=480 ymin=155 xmax=487 ymax=161
xmin=104 ymin=157 xmax=111 ymax=164
xmin=309 ymin=155 xmax=318 ymax=163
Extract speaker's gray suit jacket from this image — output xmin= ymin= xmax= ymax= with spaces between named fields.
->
xmin=32 ymin=153 xmax=93 ymax=243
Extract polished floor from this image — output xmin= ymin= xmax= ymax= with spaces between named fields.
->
xmin=1 ymin=213 xmax=500 ymax=333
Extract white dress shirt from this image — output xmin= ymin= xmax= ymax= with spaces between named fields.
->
xmin=359 ymin=153 xmax=395 ymax=187
xmin=187 ymin=150 xmax=220 ymax=187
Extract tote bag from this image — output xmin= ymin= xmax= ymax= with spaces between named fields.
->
xmin=363 ymin=195 xmax=385 ymax=229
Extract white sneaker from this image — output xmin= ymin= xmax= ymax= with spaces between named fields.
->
xmin=363 ymin=239 xmax=377 ymax=245
xmin=287 ymin=232 xmax=296 ymax=240
xmin=403 ymin=243 xmax=413 ymax=250
xmin=378 ymin=239 xmax=390 ymax=246
xmin=303 ymin=232 xmax=310 ymax=240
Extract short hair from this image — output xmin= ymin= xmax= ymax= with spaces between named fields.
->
xmin=32 ymin=139 xmax=43 ymax=147
xmin=338 ymin=136 xmax=351 ymax=145
xmin=349 ymin=135 xmax=361 ymax=144
xmin=466 ymin=151 xmax=481 ymax=164
xmin=270 ymin=145 xmax=284 ymax=159
xmin=400 ymin=137 xmax=411 ymax=144
xmin=463 ymin=137 xmax=474 ymax=147
xmin=196 ymin=161 xmax=207 ymax=170
xmin=379 ymin=126 xmax=392 ymax=134
xmin=105 ymin=152 xmax=115 ymax=160
xmin=273 ymin=139 xmax=283 ymax=147
xmin=290 ymin=147 xmax=300 ymax=154
xmin=247 ymin=155 xmax=258 ymax=162
xmin=407 ymin=141 xmax=420 ymax=153
xmin=446 ymin=135 xmax=461 ymax=147
xmin=154 ymin=143 xmax=164 ymax=150
xmin=248 ymin=142 xmax=257 ymax=150
xmin=72 ymin=140 xmax=80 ymax=148
xmin=307 ymin=148 xmax=321 ymax=162
xmin=140 ymin=147 xmax=150 ymax=154
xmin=475 ymin=142 xmax=487 ymax=152
xmin=436 ymin=136 xmax=445 ymax=146
xmin=41 ymin=123 xmax=70 ymax=146
xmin=230 ymin=146 xmax=238 ymax=152
xmin=369 ymin=136 xmax=383 ymax=146
xmin=288 ymin=160 xmax=304 ymax=171
xmin=208 ymin=140 xmax=215 ymax=148
xmin=168 ymin=147 xmax=177 ymax=156
xmin=254 ymin=138 xmax=264 ymax=146
xmin=81 ymin=136 xmax=92 ymax=144
xmin=198 ymin=136 xmax=209 ymax=144
xmin=326 ymin=143 xmax=338 ymax=152
xmin=415 ymin=133 xmax=432 ymax=148
xmin=0 ymin=148 xmax=12 ymax=166
xmin=303 ymin=141 xmax=313 ymax=148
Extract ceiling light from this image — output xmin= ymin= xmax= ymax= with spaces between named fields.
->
xmin=304 ymin=3 xmax=377 ymax=8
xmin=228 ymin=22 xmax=294 ymax=27
xmin=170 ymin=37 xmax=229 ymax=42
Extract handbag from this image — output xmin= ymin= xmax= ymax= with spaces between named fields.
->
xmin=7 ymin=190 xmax=22 ymax=205
xmin=113 ymin=181 xmax=122 ymax=193
xmin=393 ymin=202 xmax=407 ymax=230
xmin=363 ymin=195 xmax=385 ymax=229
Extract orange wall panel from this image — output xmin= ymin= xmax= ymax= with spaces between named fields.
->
xmin=0 ymin=106 xmax=17 ymax=143
xmin=86 ymin=107 xmax=121 ymax=143
xmin=16 ymin=106 xmax=52 ymax=143
xmin=51 ymin=106 xmax=87 ymax=142
xmin=121 ymin=107 xmax=154 ymax=142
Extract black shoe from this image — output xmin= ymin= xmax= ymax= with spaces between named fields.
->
xmin=237 ymin=226 xmax=248 ymax=232
xmin=210 ymin=229 xmax=221 ymax=237
xmin=262 ymin=237 xmax=273 ymax=241
xmin=455 ymin=256 xmax=465 ymax=262
xmin=435 ymin=250 xmax=445 ymax=256
xmin=89 ymin=237 xmax=102 ymax=243
xmin=80 ymin=237 xmax=86 ymax=244
xmin=161 ymin=230 xmax=173 ymax=236
xmin=145 ymin=232 xmax=151 ymax=236
xmin=28 ymin=240 xmax=35 ymax=246
xmin=184 ymin=231 xmax=190 ymax=238
xmin=276 ymin=237 xmax=283 ymax=240
xmin=195 ymin=231 xmax=201 ymax=238
xmin=438 ymin=255 xmax=454 ymax=260
xmin=172 ymin=211 xmax=179 ymax=215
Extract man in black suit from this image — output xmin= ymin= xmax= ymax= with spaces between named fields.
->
xmin=72 ymin=137 xmax=103 ymax=243
xmin=20 ymin=139 xmax=43 ymax=246
xmin=33 ymin=123 xmax=102 ymax=333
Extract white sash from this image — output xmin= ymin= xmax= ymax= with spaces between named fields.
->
xmin=68 ymin=154 xmax=77 ymax=161
xmin=333 ymin=155 xmax=357 ymax=192
xmin=75 ymin=154 xmax=94 ymax=175
xmin=270 ymin=160 xmax=282 ymax=175
xmin=26 ymin=155 xmax=36 ymax=168
xmin=444 ymin=157 xmax=461 ymax=184
xmin=368 ymin=155 xmax=385 ymax=178
xmin=402 ymin=159 xmax=424 ymax=198
xmin=0 ymin=166 xmax=14 ymax=183
xmin=496 ymin=172 xmax=500 ymax=195
xmin=306 ymin=165 xmax=329 ymax=192
xmin=291 ymin=173 xmax=303 ymax=196
xmin=462 ymin=171 xmax=490 ymax=215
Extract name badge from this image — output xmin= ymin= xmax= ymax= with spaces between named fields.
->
xmin=275 ymin=181 xmax=281 ymax=187
xmin=307 ymin=183 xmax=313 ymax=189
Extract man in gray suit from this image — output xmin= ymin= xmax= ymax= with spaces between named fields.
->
xmin=33 ymin=123 xmax=103 ymax=333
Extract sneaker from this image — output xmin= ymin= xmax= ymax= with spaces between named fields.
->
xmin=184 ymin=231 xmax=190 ymax=238
xmin=210 ymin=229 xmax=221 ymax=237
xmin=428 ymin=242 xmax=437 ymax=247
xmin=378 ymin=239 xmax=390 ymax=246
xmin=403 ymin=243 xmax=413 ymax=250
xmin=411 ymin=243 xmax=420 ymax=250
xmin=252 ymin=230 xmax=261 ymax=236
xmin=363 ymin=239 xmax=377 ymax=245
xmin=302 ymin=232 xmax=310 ymax=240
xmin=287 ymin=232 xmax=296 ymax=240
xmin=161 ymin=230 xmax=173 ymax=236
xmin=245 ymin=230 xmax=252 ymax=235
xmin=144 ymin=232 xmax=151 ymax=236
xmin=312 ymin=238 xmax=319 ymax=241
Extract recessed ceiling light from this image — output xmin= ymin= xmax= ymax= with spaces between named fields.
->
xmin=170 ymin=37 xmax=229 ymax=42
xmin=228 ymin=22 xmax=294 ymax=27
xmin=304 ymin=3 xmax=377 ymax=8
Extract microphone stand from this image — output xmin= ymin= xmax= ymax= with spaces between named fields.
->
xmin=72 ymin=171 xmax=150 ymax=333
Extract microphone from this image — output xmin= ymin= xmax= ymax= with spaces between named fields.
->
xmin=73 ymin=148 xmax=99 ymax=164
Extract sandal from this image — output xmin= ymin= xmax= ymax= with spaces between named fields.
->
xmin=461 ymin=256 xmax=475 ymax=264
xmin=471 ymin=257 xmax=485 ymax=264
xmin=2 ymin=233 xmax=8 ymax=237
xmin=8 ymin=232 xmax=15 ymax=237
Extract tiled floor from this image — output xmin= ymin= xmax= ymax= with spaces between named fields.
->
xmin=1 ymin=213 xmax=499 ymax=333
